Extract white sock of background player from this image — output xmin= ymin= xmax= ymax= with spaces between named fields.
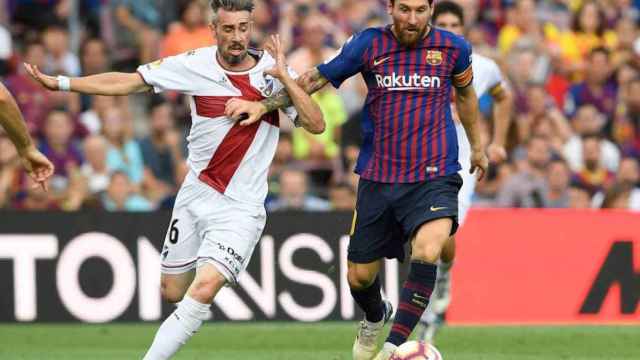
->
xmin=142 ymin=295 xmax=210 ymax=360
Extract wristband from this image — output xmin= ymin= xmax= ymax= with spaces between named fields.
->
xmin=57 ymin=75 xmax=71 ymax=92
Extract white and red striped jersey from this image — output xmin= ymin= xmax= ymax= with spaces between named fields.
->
xmin=137 ymin=46 xmax=298 ymax=205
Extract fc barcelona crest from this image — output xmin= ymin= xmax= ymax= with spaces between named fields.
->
xmin=426 ymin=50 xmax=443 ymax=65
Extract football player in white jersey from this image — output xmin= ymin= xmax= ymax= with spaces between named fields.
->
xmin=417 ymin=0 xmax=513 ymax=342
xmin=25 ymin=1 xmax=324 ymax=358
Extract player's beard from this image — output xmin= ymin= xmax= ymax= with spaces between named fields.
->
xmin=394 ymin=22 xmax=429 ymax=48
xmin=221 ymin=42 xmax=248 ymax=65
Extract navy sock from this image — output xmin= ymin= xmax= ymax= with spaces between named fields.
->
xmin=387 ymin=261 xmax=437 ymax=346
xmin=350 ymin=277 xmax=384 ymax=322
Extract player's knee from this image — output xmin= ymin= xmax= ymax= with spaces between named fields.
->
xmin=189 ymin=272 xmax=226 ymax=304
xmin=411 ymin=240 xmax=444 ymax=263
xmin=347 ymin=266 xmax=376 ymax=290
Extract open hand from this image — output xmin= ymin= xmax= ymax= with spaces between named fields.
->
xmin=23 ymin=63 xmax=59 ymax=91
xmin=264 ymin=34 xmax=290 ymax=81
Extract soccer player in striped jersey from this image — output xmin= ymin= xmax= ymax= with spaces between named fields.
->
xmin=418 ymin=0 xmax=513 ymax=343
xmin=225 ymin=0 xmax=488 ymax=359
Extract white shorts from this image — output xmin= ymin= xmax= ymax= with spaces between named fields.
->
xmin=455 ymin=122 xmax=476 ymax=226
xmin=160 ymin=172 xmax=266 ymax=284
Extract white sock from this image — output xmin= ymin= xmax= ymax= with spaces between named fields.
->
xmin=143 ymin=296 xmax=211 ymax=360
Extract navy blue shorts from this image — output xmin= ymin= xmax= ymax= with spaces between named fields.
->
xmin=348 ymin=173 xmax=463 ymax=264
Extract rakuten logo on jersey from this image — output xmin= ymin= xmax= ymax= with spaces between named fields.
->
xmin=375 ymin=72 xmax=441 ymax=90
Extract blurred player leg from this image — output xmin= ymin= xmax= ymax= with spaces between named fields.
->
xmin=143 ymin=264 xmax=225 ymax=360
xmin=377 ymin=218 xmax=452 ymax=359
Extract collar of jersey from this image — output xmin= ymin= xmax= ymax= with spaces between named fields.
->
xmin=212 ymin=46 xmax=266 ymax=75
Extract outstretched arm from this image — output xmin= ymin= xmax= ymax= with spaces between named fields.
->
xmin=24 ymin=63 xmax=151 ymax=96
xmin=0 ymin=84 xmax=54 ymax=190
xmin=455 ymin=84 xmax=489 ymax=180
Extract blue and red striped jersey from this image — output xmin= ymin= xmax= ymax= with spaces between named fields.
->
xmin=318 ymin=26 xmax=473 ymax=183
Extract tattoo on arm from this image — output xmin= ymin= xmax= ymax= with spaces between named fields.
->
xmin=262 ymin=69 xmax=329 ymax=112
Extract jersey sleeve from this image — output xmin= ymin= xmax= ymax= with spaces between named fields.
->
xmin=136 ymin=53 xmax=194 ymax=94
xmin=317 ymin=31 xmax=370 ymax=89
xmin=452 ymin=37 xmax=474 ymax=88
xmin=486 ymin=58 xmax=508 ymax=97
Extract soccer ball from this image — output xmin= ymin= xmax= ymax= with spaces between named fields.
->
xmin=389 ymin=341 xmax=443 ymax=360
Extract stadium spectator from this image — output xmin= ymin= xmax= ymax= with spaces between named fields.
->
xmin=498 ymin=0 xmax=552 ymax=55
xmin=568 ymin=181 xmax=594 ymax=209
xmin=558 ymin=1 xmax=617 ymax=74
xmin=81 ymin=38 xmax=109 ymax=76
xmin=267 ymin=168 xmax=330 ymax=211
xmin=564 ymin=48 xmax=617 ymax=118
xmin=102 ymin=107 xmax=144 ymax=186
xmin=81 ymin=135 xmax=111 ymax=196
xmin=497 ymin=136 xmax=551 ymax=208
xmin=543 ymin=158 xmax=572 ymax=208
xmin=38 ymin=110 xmax=83 ymax=194
xmin=106 ymin=0 xmax=162 ymax=69
xmin=573 ymin=134 xmax=617 ymax=194
xmin=139 ymin=98 xmax=187 ymax=201
xmin=615 ymin=156 xmax=640 ymax=210
xmin=101 ymin=171 xmax=153 ymax=211
xmin=5 ymin=42 xmax=56 ymax=135
xmin=42 ymin=23 xmax=81 ymax=76
xmin=160 ymin=0 xmax=214 ymax=57
xmin=563 ymin=105 xmax=621 ymax=172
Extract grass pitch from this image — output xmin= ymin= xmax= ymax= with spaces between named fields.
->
xmin=0 ymin=323 xmax=638 ymax=359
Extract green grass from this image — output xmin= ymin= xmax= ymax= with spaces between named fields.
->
xmin=0 ymin=323 xmax=639 ymax=359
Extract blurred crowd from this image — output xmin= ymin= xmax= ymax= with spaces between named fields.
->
xmin=0 ymin=0 xmax=639 ymax=212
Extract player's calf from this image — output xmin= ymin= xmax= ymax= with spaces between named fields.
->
xmin=382 ymin=218 xmax=452 ymax=349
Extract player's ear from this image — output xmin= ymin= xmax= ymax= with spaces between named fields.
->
xmin=387 ymin=0 xmax=394 ymax=15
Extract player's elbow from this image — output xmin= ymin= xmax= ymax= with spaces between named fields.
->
xmin=308 ymin=119 xmax=325 ymax=134
xmin=302 ymin=114 xmax=325 ymax=134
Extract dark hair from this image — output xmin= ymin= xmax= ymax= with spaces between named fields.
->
xmin=589 ymin=46 xmax=610 ymax=61
xmin=433 ymin=1 xmax=465 ymax=26
xmin=390 ymin=0 xmax=435 ymax=6
xmin=572 ymin=1 xmax=606 ymax=37
xmin=209 ymin=0 xmax=255 ymax=18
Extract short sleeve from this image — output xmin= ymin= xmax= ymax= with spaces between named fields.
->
xmin=136 ymin=53 xmax=193 ymax=93
xmin=486 ymin=59 xmax=507 ymax=97
xmin=452 ymin=37 xmax=474 ymax=88
xmin=317 ymin=31 xmax=370 ymax=89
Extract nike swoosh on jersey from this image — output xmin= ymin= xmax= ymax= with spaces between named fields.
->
xmin=373 ymin=57 xmax=390 ymax=66
xmin=430 ymin=206 xmax=447 ymax=212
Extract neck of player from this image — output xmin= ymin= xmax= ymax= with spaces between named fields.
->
xmin=216 ymin=51 xmax=257 ymax=72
